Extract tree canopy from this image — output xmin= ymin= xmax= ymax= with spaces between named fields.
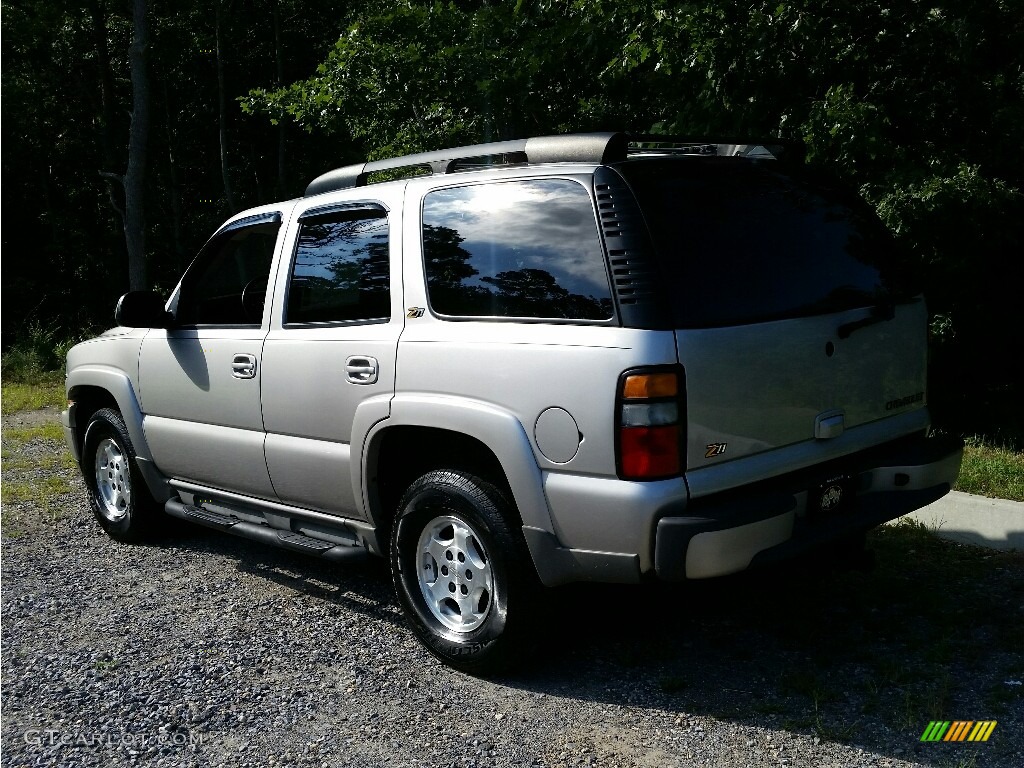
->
xmin=3 ymin=0 xmax=1022 ymax=427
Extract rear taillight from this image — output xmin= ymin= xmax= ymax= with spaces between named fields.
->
xmin=616 ymin=367 xmax=685 ymax=480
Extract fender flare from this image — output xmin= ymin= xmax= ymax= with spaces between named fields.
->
xmin=359 ymin=394 xmax=555 ymax=535
xmin=68 ymin=366 xmax=151 ymax=460
xmin=67 ymin=366 xmax=173 ymax=502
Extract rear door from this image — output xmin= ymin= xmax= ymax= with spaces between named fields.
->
xmin=616 ymin=159 xmax=927 ymax=481
xmin=259 ymin=187 xmax=404 ymax=518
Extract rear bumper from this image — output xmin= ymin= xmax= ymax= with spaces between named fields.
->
xmin=654 ymin=433 xmax=963 ymax=580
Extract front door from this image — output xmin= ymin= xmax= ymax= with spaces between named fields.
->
xmin=138 ymin=212 xmax=285 ymax=499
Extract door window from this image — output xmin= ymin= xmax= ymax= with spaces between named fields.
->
xmin=174 ymin=217 xmax=281 ymax=326
xmin=285 ymin=206 xmax=390 ymax=324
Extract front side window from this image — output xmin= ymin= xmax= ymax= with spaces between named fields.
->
xmin=286 ymin=207 xmax=390 ymax=324
xmin=422 ymin=179 xmax=614 ymax=320
xmin=175 ymin=218 xmax=280 ymax=326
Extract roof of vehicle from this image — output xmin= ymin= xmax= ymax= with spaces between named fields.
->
xmin=304 ymin=132 xmax=800 ymax=197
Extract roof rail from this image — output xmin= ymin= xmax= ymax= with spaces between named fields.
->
xmin=304 ymin=132 xmax=629 ymax=197
xmin=626 ymin=134 xmax=803 ymax=161
xmin=303 ymin=132 xmax=804 ymax=197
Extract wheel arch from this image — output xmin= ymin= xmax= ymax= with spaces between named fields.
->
xmin=68 ymin=367 xmax=147 ymax=456
xmin=67 ymin=366 xmax=172 ymax=502
xmin=361 ymin=396 xmax=552 ymax=545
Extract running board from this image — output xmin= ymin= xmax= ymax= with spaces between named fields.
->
xmin=165 ymin=499 xmax=369 ymax=563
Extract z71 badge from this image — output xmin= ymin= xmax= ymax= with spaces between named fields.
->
xmin=705 ymin=443 xmax=728 ymax=458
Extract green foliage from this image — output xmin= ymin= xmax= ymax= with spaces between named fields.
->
xmin=242 ymin=1 xmax=650 ymax=155
xmin=957 ymin=437 xmax=1024 ymax=502
xmin=4 ymin=0 xmax=1022 ymax=438
xmin=1 ymin=324 xmax=79 ymax=412
xmin=0 ymin=323 xmax=76 ymax=383
xmin=873 ymin=166 xmax=1021 ymax=384
xmin=1 ymin=0 xmax=353 ymax=343
xmin=615 ymin=0 xmax=1023 ymax=430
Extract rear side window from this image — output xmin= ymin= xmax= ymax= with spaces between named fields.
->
xmin=286 ymin=207 xmax=390 ymax=324
xmin=422 ymin=179 xmax=614 ymax=320
xmin=618 ymin=160 xmax=916 ymax=328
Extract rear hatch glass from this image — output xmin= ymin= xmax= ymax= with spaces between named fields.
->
xmin=615 ymin=158 xmax=917 ymax=328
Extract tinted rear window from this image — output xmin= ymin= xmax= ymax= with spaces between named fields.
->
xmin=617 ymin=159 xmax=915 ymax=328
xmin=422 ymin=179 xmax=614 ymax=321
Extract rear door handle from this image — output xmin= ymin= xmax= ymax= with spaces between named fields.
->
xmin=345 ymin=356 xmax=378 ymax=385
xmin=231 ymin=353 xmax=257 ymax=379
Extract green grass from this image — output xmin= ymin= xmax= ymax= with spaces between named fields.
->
xmin=955 ymin=436 xmax=1024 ymax=501
xmin=1 ymin=323 xmax=75 ymax=413
xmin=782 ymin=699 xmax=858 ymax=742
xmin=2 ymin=339 xmax=66 ymax=413
xmin=1 ymin=422 xmax=66 ymax=445
xmin=1 ymin=474 xmax=76 ymax=505
xmin=0 ymin=450 xmax=77 ymax=473
xmin=1 ymin=380 xmax=65 ymax=413
xmin=1 ymin=418 xmax=78 ymax=536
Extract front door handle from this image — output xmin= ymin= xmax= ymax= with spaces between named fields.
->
xmin=345 ymin=356 xmax=378 ymax=385
xmin=231 ymin=353 xmax=257 ymax=379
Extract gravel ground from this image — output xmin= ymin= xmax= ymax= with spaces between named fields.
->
xmin=2 ymin=410 xmax=1022 ymax=767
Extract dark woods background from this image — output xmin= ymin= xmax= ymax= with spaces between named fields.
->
xmin=2 ymin=1 xmax=1022 ymax=435
xmin=2 ymin=0 xmax=349 ymax=329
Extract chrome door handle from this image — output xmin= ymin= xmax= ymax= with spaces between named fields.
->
xmin=345 ymin=356 xmax=378 ymax=385
xmin=231 ymin=353 xmax=257 ymax=379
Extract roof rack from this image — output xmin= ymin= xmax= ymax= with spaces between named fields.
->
xmin=304 ymin=132 xmax=629 ymax=197
xmin=303 ymin=132 xmax=801 ymax=197
xmin=625 ymin=135 xmax=800 ymax=161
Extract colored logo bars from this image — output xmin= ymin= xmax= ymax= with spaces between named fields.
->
xmin=920 ymin=721 xmax=997 ymax=742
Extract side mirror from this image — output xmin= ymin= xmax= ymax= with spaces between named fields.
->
xmin=114 ymin=291 xmax=171 ymax=328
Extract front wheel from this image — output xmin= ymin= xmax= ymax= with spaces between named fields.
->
xmin=391 ymin=470 xmax=538 ymax=674
xmin=82 ymin=408 xmax=157 ymax=542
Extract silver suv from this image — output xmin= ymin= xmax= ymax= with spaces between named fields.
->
xmin=63 ymin=133 xmax=963 ymax=672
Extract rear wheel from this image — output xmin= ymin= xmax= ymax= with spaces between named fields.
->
xmin=82 ymin=408 xmax=157 ymax=542
xmin=391 ymin=470 xmax=538 ymax=674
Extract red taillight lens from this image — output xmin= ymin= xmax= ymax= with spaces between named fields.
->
xmin=620 ymin=425 xmax=681 ymax=478
xmin=616 ymin=367 xmax=685 ymax=480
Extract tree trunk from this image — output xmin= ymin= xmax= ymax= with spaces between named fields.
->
xmin=87 ymin=0 xmax=119 ymax=193
xmin=124 ymin=0 xmax=150 ymax=292
xmin=272 ymin=0 xmax=287 ymax=198
xmin=88 ymin=0 xmax=130 ymax=272
xmin=216 ymin=3 xmax=237 ymax=213
xmin=163 ymin=84 xmax=186 ymax=270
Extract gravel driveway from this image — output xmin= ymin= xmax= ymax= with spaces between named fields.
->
xmin=2 ymin=409 xmax=1021 ymax=767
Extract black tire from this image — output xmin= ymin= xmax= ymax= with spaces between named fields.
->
xmin=81 ymin=407 xmax=157 ymax=543
xmin=390 ymin=470 xmax=538 ymax=675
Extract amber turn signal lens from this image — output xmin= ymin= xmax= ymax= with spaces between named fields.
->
xmin=622 ymin=373 xmax=677 ymax=399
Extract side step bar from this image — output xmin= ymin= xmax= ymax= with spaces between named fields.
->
xmin=165 ymin=499 xmax=369 ymax=564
